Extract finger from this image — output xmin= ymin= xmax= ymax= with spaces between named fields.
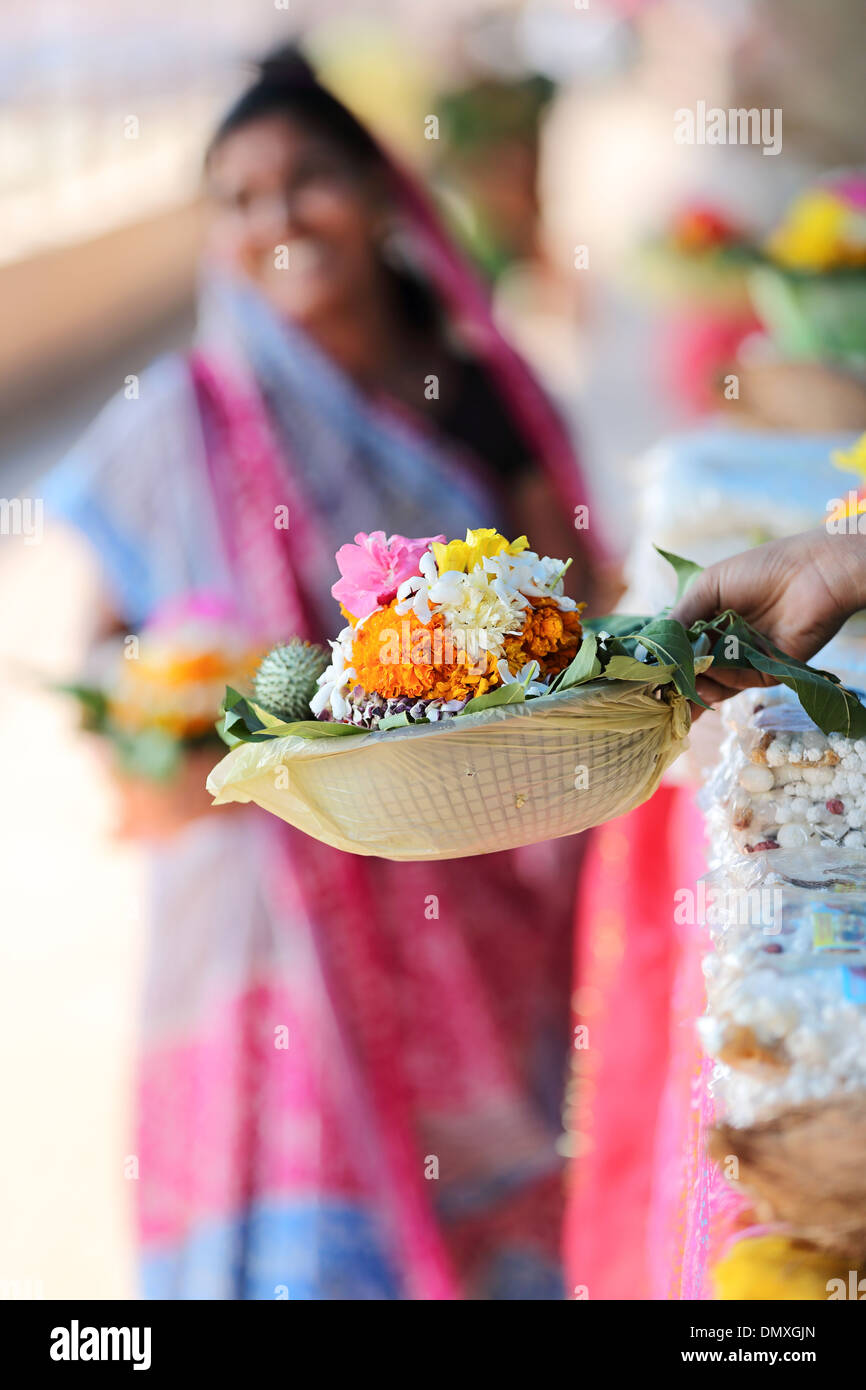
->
xmin=671 ymin=568 xmax=723 ymax=628
xmin=700 ymin=666 xmax=776 ymax=695
xmin=695 ymin=676 xmax=738 ymax=705
xmin=683 ymin=681 xmax=730 ymax=723
xmin=687 ymin=677 xmax=734 ymax=721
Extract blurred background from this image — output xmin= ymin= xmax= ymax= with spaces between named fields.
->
xmin=1 ymin=0 xmax=865 ymax=1299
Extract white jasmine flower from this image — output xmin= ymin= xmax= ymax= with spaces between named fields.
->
xmin=495 ymin=658 xmax=547 ymax=696
xmin=427 ymin=567 xmax=526 ymax=661
xmin=311 ymin=625 xmax=356 ymax=717
xmin=394 ymin=550 xmax=438 ymax=624
xmin=483 ymin=550 xmax=577 ymax=609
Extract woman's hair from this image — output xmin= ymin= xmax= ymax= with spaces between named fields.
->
xmin=207 ymin=46 xmax=529 ymax=477
xmin=207 ymin=45 xmax=385 ymax=172
xmin=208 ymin=45 xmax=444 ymax=338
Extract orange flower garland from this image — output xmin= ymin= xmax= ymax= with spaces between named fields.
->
xmin=350 ymin=596 xmax=584 ymax=704
xmin=502 ymin=598 xmax=585 ymax=677
xmin=351 ymin=602 xmax=497 ymax=703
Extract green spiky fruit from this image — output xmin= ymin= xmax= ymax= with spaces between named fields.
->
xmin=253 ymin=639 xmax=331 ymax=722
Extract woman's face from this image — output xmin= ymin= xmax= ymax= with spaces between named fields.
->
xmin=206 ymin=114 xmax=387 ymax=327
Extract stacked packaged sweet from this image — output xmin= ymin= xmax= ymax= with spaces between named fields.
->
xmin=696 ymin=686 xmax=866 ymax=1296
xmin=703 ymin=685 xmax=866 ymax=861
xmin=697 ymin=850 xmax=866 ymax=1129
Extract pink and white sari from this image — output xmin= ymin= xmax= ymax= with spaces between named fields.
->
xmin=46 ymin=157 xmax=597 ymax=1298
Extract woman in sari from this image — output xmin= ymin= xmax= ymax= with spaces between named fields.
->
xmin=46 ymin=49 xmax=598 ymax=1299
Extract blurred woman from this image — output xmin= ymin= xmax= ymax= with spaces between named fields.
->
xmin=45 ymin=49 xmax=599 ymax=1299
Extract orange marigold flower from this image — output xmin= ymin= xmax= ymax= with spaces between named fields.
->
xmin=351 ymin=601 xmax=498 ymax=702
xmin=502 ymin=598 xmax=585 ymax=677
xmin=109 ymin=644 xmax=264 ymax=738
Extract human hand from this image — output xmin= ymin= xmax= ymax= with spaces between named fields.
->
xmin=672 ymin=528 xmax=866 ymax=707
xmin=106 ymin=744 xmax=219 ymax=842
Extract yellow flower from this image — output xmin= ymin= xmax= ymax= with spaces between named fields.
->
xmin=827 ymin=492 xmax=866 ymax=526
xmin=767 ymin=190 xmax=866 ymax=273
xmin=431 ymin=529 xmax=529 ymax=575
xmin=832 ymin=432 xmax=866 ymax=482
xmin=712 ymin=1235 xmax=847 ymax=1301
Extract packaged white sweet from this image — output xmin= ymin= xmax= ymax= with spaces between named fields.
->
xmin=696 ymin=686 xmax=866 ymax=1260
xmin=702 ymin=686 xmax=866 ymax=865
xmin=696 ymin=850 xmax=866 ymax=1128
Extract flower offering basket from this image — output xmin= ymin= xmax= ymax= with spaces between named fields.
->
xmin=749 ymin=265 xmax=866 ymax=364
xmin=206 ymin=677 xmax=691 ymax=861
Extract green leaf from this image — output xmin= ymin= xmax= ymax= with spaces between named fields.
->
xmin=285 ymin=721 xmax=367 ymax=737
xmin=219 ymin=687 xmax=365 ymax=742
xmin=220 ymin=687 xmax=269 ymax=741
xmin=699 ymin=615 xmax=866 ymax=737
xmin=602 ymin=653 xmax=676 ymax=685
xmin=584 ymin=613 xmax=651 ymax=638
xmin=705 ymin=616 xmax=756 ymax=668
xmin=113 ymin=727 xmax=183 ymax=781
xmin=627 ymin=617 xmax=709 ymax=708
xmin=56 ymin=682 xmax=109 ymax=731
xmin=654 ymin=545 xmax=704 ymax=603
xmin=736 ymin=638 xmax=866 ymax=738
xmin=378 ymin=712 xmax=414 ymax=730
xmin=460 ymin=682 xmax=527 ymax=716
xmin=214 ymin=712 xmax=243 ymax=749
xmin=551 ymin=633 xmax=602 ymax=691
xmin=253 ymin=718 xmax=367 ymax=739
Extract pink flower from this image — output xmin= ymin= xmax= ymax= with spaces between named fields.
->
xmin=830 ymin=174 xmax=866 ymax=211
xmin=147 ymin=591 xmax=243 ymax=629
xmin=331 ymin=532 xmax=444 ymax=620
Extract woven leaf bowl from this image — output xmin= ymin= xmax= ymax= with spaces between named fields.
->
xmin=207 ymin=678 xmax=690 ymax=862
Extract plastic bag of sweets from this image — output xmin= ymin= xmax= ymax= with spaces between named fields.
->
xmin=702 ymin=687 xmax=866 ymax=865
